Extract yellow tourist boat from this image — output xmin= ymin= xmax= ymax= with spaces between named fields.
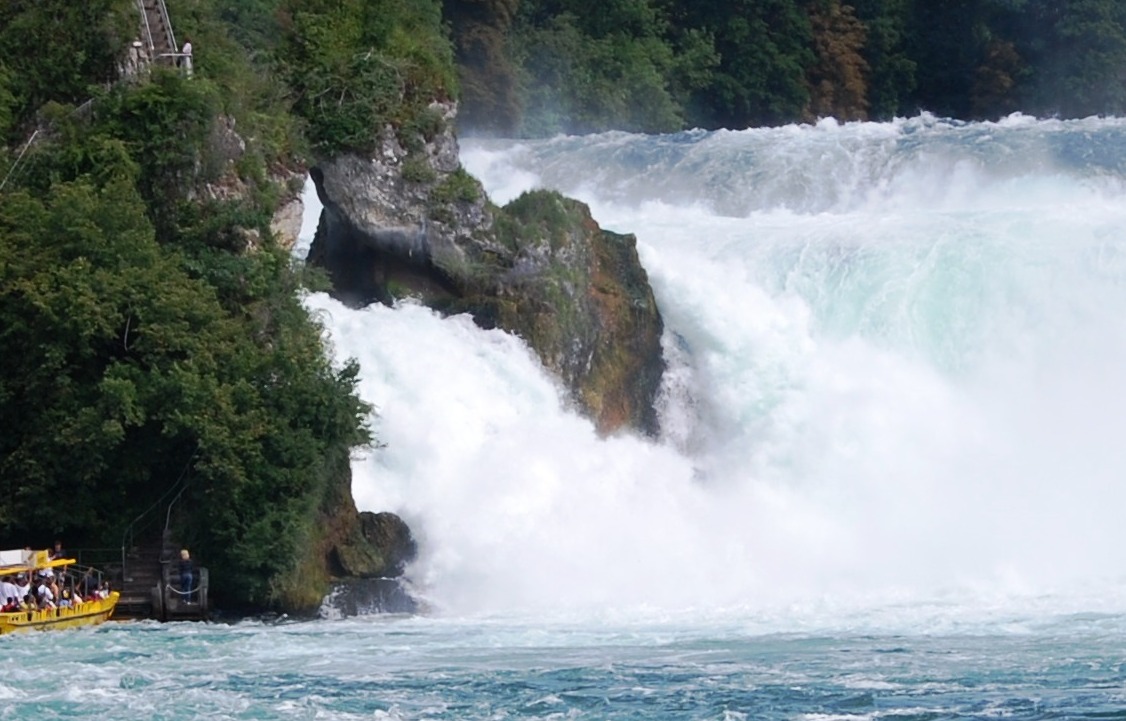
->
xmin=0 ymin=549 xmax=120 ymax=635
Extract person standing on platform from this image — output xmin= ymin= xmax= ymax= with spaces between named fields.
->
xmin=179 ymin=549 xmax=194 ymax=603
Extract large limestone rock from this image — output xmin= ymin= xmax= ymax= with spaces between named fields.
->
xmin=308 ymin=103 xmax=665 ymax=436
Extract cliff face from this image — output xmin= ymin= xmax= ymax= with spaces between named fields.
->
xmin=168 ymin=108 xmax=416 ymax=614
xmin=308 ymin=103 xmax=665 ymax=436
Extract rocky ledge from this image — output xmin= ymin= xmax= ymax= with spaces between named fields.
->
xmin=307 ymin=102 xmax=665 ymax=436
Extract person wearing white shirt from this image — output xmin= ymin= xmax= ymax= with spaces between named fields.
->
xmin=14 ymin=574 xmax=30 ymax=602
xmin=181 ymin=37 xmax=193 ymax=77
xmin=36 ymin=577 xmax=55 ymax=608
xmin=0 ymin=575 xmax=18 ymax=606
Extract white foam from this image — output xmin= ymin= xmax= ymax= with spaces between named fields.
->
xmin=300 ymin=115 xmax=1126 ymax=627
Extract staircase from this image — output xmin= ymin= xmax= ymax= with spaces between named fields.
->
xmin=116 ymin=529 xmax=208 ymax=621
xmin=136 ymin=0 xmax=178 ymax=64
xmin=115 ymin=537 xmax=163 ymax=619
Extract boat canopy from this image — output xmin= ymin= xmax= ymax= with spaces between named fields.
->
xmin=0 ymin=549 xmax=76 ymax=574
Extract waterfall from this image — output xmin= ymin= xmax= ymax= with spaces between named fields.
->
xmin=299 ymin=114 xmax=1126 ymax=622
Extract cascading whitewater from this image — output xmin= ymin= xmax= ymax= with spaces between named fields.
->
xmin=299 ymin=114 xmax=1126 ymax=623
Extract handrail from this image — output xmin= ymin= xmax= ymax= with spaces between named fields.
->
xmin=134 ymin=0 xmax=179 ymax=61
xmin=0 ymin=129 xmax=39 ymax=194
xmin=164 ymin=479 xmax=191 ymax=533
xmin=156 ymin=0 xmax=178 ymax=57
xmin=135 ymin=0 xmax=155 ymax=56
xmin=0 ymin=93 xmax=101 ymax=196
xmin=119 ymin=443 xmax=197 ymax=584
xmin=160 ymin=565 xmax=208 ymax=617
xmin=164 ymin=577 xmax=203 ymax=597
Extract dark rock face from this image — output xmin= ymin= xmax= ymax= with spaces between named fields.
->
xmin=325 ymin=509 xmax=417 ymax=580
xmin=323 ymin=578 xmax=419 ymax=616
xmin=305 ymin=450 xmax=415 ymax=613
xmin=359 ymin=511 xmax=418 ymax=576
xmin=308 ymin=104 xmax=666 ymax=436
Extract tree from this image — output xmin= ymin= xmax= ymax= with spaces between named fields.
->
xmin=806 ymin=0 xmax=870 ymax=121
xmin=509 ymin=0 xmax=715 ymax=134
xmin=444 ymin=0 xmax=523 ymax=134
xmin=0 ymin=0 xmax=133 ymax=141
xmin=278 ymin=0 xmax=455 ymax=155
xmin=677 ymin=0 xmax=815 ymax=128
xmin=850 ymin=0 xmax=914 ymax=119
xmin=0 ymin=0 xmax=374 ymax=608
xmin=971 ymin=38 xmax=1024 ymax=117
xmin=1022 ymin=0 xmax=1126 ymax=117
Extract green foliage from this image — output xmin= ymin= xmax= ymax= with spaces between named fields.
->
xmin=402 ymin=154 xmax=439 ymax=184
xmin=0 ymin=161 xmax=371 ymax=607
xmin=172 ymin=0 xmax=306 ymax=166
xmin=1019 ymin=0 xmax=1126 ymax=117
xmin=510 ymin=1 xmax=715 ymax=134
xmin=498 ymin=189 xmax=585 ymax=249
xmin=851 ymin=0 xmax=916 ymax=119
xmin=682 ymin=0 xmax=816 ymax=128
xmin=91 ymin=72 xmax=220 ymax=237
xmin=0 ymin=0 xmax=134 ymax=141
xmin=401 ymin=104 xmax=448 ymax=147
xmin=458 ymin=0 xmax=1126 ymax=129
xmin=278 ymin=0 xmax=456 ymax=156
xmin=212 ymin=0 xmax=286 ymax=51
xmin=0 ymin=62 xmax=14 ymax=139
xmin=904 ymin=0 xmax=991 ymax=118
xmin=0 ymin=0 xmax=374 ymax=610
xmin=443 ymin=0 xmax=523 ymax=134
xmin=432 ymin=167 xmax=481 ymax=205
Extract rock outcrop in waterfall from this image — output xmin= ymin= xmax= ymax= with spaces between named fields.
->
xmin=307 ymin=102 xmax=665 ymax=436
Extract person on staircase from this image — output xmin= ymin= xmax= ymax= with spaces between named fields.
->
xmin=179 ymin=549 xmax=194 ymax=603
xmin=181 ymin=36 xmax=193 ymax=77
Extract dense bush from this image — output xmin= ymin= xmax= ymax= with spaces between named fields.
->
xmin=0 ymin=0 xmax=370 ymax=609
xmin=0 ymin=0 xmax=135 ymax=143
xmin=278 ymin=0 xmax=456 ymax=156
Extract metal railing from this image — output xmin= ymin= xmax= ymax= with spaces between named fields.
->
xmin=134 ymin=0 xmax=179 ymax=61
xmin=119 ymin=473 xmax=189 ymax=585
xmin=155 ymin=0 xmax=178 ymax=57
xmin=0 ymin=129 xmax=39 ymax=194
xmin=135 ymin=0 xmax=155 ymax=57
xmin=156 ymin=566 xmax=209 ymax=619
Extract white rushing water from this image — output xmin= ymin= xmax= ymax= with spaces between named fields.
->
xmin=297 ymin=114 xmax=1126 ymax=631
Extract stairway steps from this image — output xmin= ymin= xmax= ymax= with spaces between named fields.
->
xmin=138 ymin=0 xmax=178 ymax=62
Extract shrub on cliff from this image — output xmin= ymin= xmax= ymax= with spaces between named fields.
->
xmin=0 ymin=0 xmax=134 ymax=144
xmin=277 ymin=0 xmax=457 ymax=156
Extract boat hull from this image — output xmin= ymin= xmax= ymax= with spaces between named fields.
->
xmin=0 ymin=592 xmax=120 ymax=635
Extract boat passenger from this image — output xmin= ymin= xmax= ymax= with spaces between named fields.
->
xmin=80 ymin=569 xmax=98 ymax=598
xmin=36 ymin=575 xmax=55 ymax=608
xmin=14 ymin=573 xmax=30 ymax=600
xmin=0 ymin=575 xmax=17 ymax=604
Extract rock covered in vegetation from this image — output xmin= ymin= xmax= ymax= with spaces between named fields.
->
xmin=325 ymin=512 xmax=416 ymax=579
xmin=308 ymin=104 xmax=665 ymax=436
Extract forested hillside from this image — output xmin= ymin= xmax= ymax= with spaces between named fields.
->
xmin=0 ymin=0 xmax=400 ymax=610
xmin=447 ymin=0 xmax=1126 ymax=135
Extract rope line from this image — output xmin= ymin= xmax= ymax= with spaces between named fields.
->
xmin=0 ymin=129 xmax=40 ymax=194
xmin=166 ymin=581 xmax=202 ymax=596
